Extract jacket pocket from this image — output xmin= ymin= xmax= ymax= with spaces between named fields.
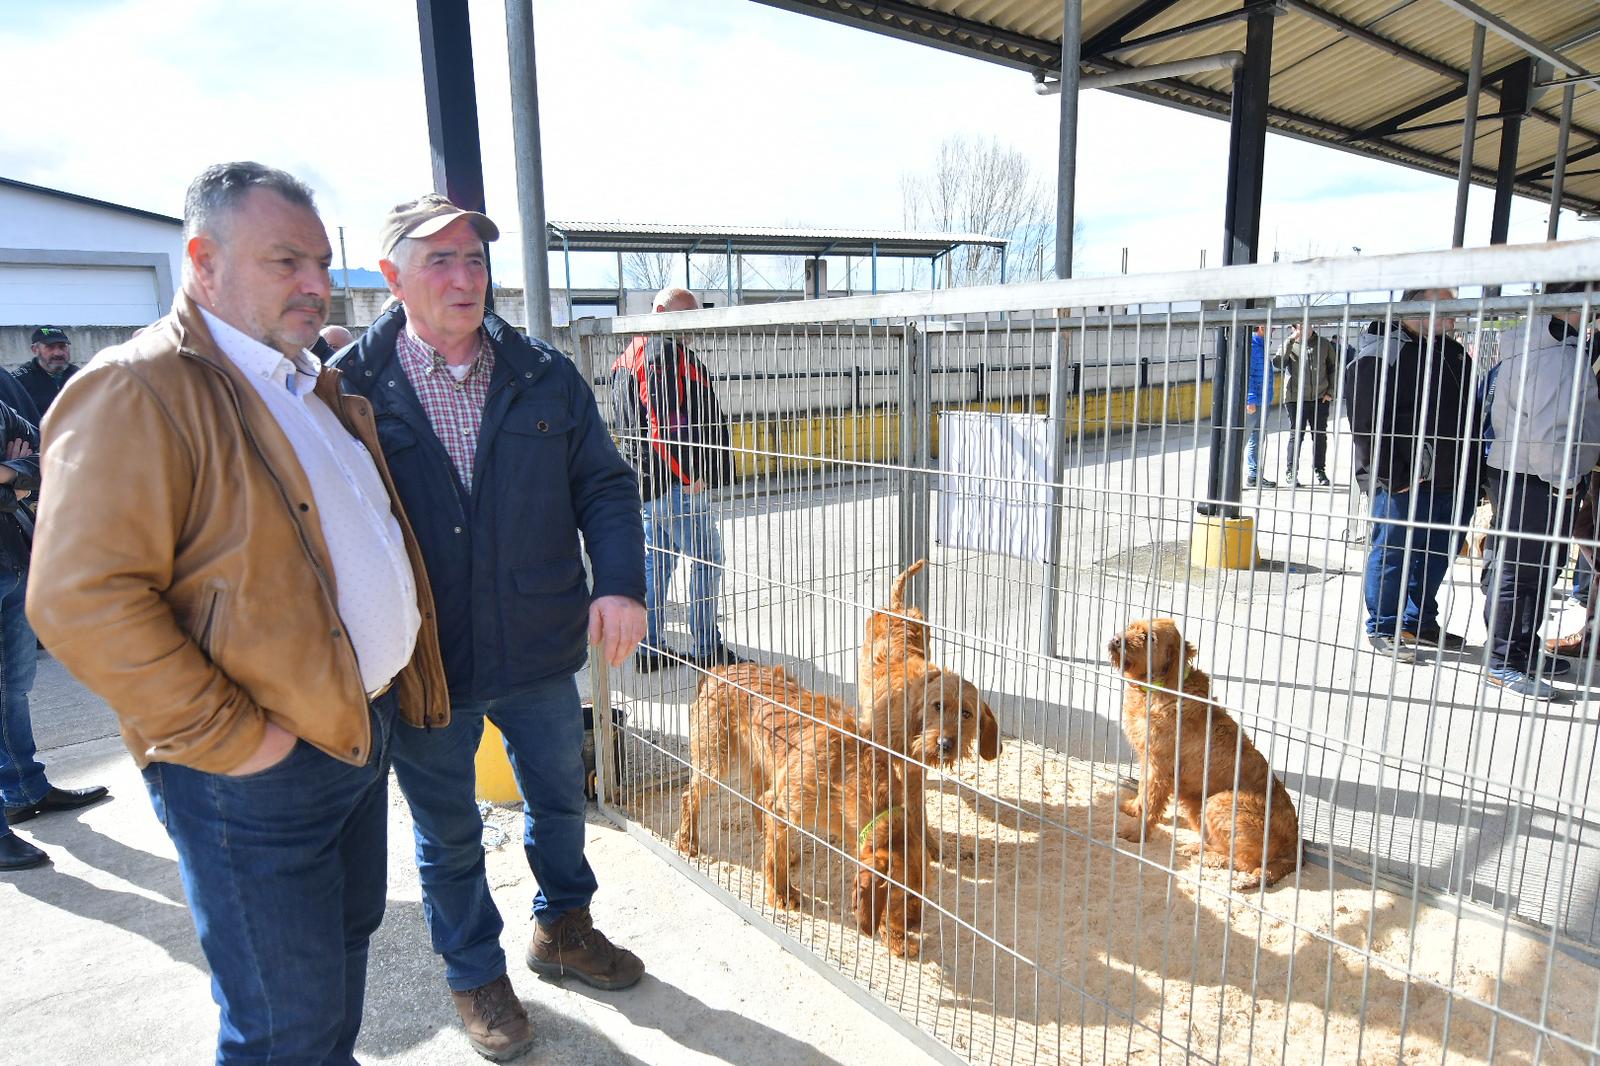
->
xmin=502 ymin=402 xmax=575 ymax=440
xmin=195 ymin=579 xmax=228 ymax=660
xmin=513 ymin=555 xmax=585 ymax=595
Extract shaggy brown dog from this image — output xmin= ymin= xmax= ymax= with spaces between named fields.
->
xmin=858 ymin=560 xmax=1000 ymax=800
xmin=676 ymin=662 xmax=927 ymax=957
xmin=1105 ymin=618 xmax=1300 ymax=891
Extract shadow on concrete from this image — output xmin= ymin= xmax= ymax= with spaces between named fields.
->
xmin=8 ymin=816 xmax=206 ymax=972
xmin=550 ymin=971 xmax=848 ymax=1066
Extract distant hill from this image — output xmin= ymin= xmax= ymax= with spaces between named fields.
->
xmin=332 ymin=267 xmax=386 ymax=289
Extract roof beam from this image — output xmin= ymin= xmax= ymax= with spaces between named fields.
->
xmin=1079 ymin=0 xmax=1187 ymax=60
xmin=747 ymin=0 xmax=1057 ymax=71
xmin=1095 ymin=3 xmax=1278 ymax=61
xmin=1434 ymin=0 xmax=1589 ymax=77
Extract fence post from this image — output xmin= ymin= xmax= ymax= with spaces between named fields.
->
xmin=1039 ymin=324 xmax=1072 ymax=657
xmin=897 ymin=324 xmax=930 ymax=608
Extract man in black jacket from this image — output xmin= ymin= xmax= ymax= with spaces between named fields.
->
xmin=0 ymin=400 xmax=107 ymax=870
xmin=1344 ymin=287 xmax=1476 ymax=664
xmin=334 ymin=194 xmax=646 ymax=1061
xmin=611 ymin=287 xmax=741 ymax=673
xmin=15 ymin=326 xmax=80 ymax=418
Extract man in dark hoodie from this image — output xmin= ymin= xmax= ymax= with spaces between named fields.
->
xmin=15 ymin=326 xmax=79 ymax=418
xmin=333 ymin=194 xmax=647 ymax=1061
xmin=1344 ymin=287 xmax=1476 ymax=664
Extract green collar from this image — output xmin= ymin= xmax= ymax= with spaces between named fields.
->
xmin=1130 ymin=662 xmax=1188 ymax=694
xmin=858 ymin=805 xmax=903 ymax=849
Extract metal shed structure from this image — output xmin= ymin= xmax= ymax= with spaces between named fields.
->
xmin=544 ymin=221 xmax=1010 ymax=316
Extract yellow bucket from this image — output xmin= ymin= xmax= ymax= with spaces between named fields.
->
xmin=1189 ymin=514 xmax=1260 ymax=570
xmin=474 ymin=719 xmax=523 ymax=804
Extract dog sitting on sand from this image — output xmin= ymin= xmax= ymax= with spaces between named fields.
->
xmin=1105 ymin=618 xmax=1300 ymax=891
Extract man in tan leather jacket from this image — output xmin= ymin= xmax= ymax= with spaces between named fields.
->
xmin=27 ymin=162 xmax=448 ymax=1065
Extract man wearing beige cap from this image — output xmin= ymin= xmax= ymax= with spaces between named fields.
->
xmin=333 ymin=194 xmax=647 ymax=1060
xmin=27 ymin=162 xmax=448 ymax=1062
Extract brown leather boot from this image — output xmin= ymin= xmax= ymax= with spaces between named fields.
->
xmin=449 ymin=974 xmax=535 ymax=1061
xmin=525 ymin=907 xmax=645 ymax=990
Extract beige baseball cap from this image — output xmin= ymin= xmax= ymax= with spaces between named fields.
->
xmin=378 ymin=193 xmax=499 ymax=260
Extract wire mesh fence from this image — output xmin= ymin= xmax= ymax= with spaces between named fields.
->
xmin=576 ymin=241 xmax=1600 ymax=1064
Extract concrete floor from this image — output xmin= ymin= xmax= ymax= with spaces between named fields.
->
xmin=0 ymin=655 xmax=938 ymax=1066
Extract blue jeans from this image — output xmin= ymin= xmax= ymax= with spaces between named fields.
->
xmin=142 ymin=694 xmax=397 ymax=1065
xmin=0 ymin=566 xmax=45 ymax=819
xmin=391 ymin=674 xmax=596 ymax=992
xmin=1364 ymin=484 xmax=1461 ymax=638
xmin=643 ymin=482 xmax=726 ymax=656
xmin=1244 ymin=407 xmax=1275 ymax=480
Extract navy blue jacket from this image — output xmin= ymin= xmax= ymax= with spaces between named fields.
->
xmin=333 ymin=306 xmax=645 ymax=701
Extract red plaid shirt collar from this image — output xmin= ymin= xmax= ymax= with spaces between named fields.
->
xmin=395 ymin=325 xmax=494 ymax=490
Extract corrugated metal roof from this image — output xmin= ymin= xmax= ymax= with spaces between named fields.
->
xmin=545 ymin=221 xmax=1007 ymax=256
xmin=750 ymin=1 xmax=1600 ymax=217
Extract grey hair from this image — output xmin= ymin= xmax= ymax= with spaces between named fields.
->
xmin=1400 ymin=287 xmax=1451 ymax=302
xmin=652 ymin=285 xmax=699 ymax=312
xmin=183 ymin=162 xmax=318 ymax=243
xmin=388 ymin=236 xmax=424 ymax=271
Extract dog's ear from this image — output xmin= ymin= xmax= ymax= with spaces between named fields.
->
xmin=978 ymin=701 xmax=1001 ymax=760
xmin=1184 ymin=640 xmax=1198 ymax=668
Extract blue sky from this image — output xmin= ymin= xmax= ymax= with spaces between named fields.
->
xmin=1 ymin=0 xmax=1586 ymax=288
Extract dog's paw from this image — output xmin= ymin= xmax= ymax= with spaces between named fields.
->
xmin=891 ymin=934 xmax=921 ymax=959
xmin=1115 ymin=815 xmax=1146 ymax=842
xmin=766 ymin=887 xmax=802 ymax=911
xmin=1119 ymin=798 xmax=1143 ymax=819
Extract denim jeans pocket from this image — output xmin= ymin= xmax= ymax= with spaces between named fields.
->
xmin=141 ymin=764 xmax=169 ymax=829
xmin=222 ymin=739 xmax=310 ymax=783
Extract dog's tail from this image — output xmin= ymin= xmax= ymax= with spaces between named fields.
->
xmin=889 ymin=559 xmax=927 ymax=611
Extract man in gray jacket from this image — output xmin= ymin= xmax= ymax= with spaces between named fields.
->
xmin=1481 ymin=280 xmax=1600 ymax=699
xmin=1274 ymin=320 xmax=1340 ymax=487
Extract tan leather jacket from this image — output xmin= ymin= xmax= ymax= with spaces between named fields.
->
xmin=28 ymin=292 xmax=449 ymax=772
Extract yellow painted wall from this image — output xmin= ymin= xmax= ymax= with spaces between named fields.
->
xmin=730 ymin=379 xmax=1218 ymax=477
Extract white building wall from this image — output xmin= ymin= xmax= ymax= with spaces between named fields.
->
xmin=0 ymin=183 xmax=182 ymax=326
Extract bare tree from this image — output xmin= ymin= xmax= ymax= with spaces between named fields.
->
xmin=623 ymin=251 xmax=676 ymax=291
xmin=901 ymin=135 xmax=1070 ymax=286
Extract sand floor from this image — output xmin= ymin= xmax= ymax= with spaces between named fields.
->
xmin=627 ymin=734 xmax=1600 ymax=1065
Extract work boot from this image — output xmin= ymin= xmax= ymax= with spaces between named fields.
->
xmin=0 ymin=831 xmax=48 ymax=871
xmin=526 ymin=907 xmax=645 ymax=990
xmin=1314 ymin=469 xmax=1331 ymax=486
xmin=449 ymin=974 xmax=534 ymax=1062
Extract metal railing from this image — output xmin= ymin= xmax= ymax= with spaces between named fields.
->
xmin=580 ymin=239 xmax=1600 ymax=1065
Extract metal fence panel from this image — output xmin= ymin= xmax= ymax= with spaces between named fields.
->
xmin=578 ymin=240 xmax=1600 ymax=1064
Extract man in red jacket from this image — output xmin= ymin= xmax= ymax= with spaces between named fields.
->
xmin=612 ymin=287 xmax=743 ymax=672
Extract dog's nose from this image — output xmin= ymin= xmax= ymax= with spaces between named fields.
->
xmin=938 ymin=736 xmax=957 ymax=757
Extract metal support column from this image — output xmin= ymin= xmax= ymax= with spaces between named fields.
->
xmin=1452 ymin=23 xmax=1485 ymax=248
xmin=726 ymin=239 xmax=735 ymax=306
xmin=1490 ymin=58 xmax=1534 ymax=246
xmin=417 ymin=0 xmax=493 ymax=305
xmin=1202 ymin=1 xmax=1274 ymax=522
xmin=1550 ymin=85 xmax=1575 ymax=240
xmin=1055 ymin=0 xmax=1081 ymax=278
xmin=684 ymin=252 xmax=692 ymax=289
xmin=561 ymin=233 xmax=573 ymax=328
xmin=897 ymin=325 xmax=930 ymax=602
xmin=871 ymin=241 xmax=878 ymax=294
xmin=504 ymin=0 xmax=552 ymax=339
xmin=1038 ymin=325 xmax=1073 ymax=656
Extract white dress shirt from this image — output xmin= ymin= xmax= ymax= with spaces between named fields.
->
xmin=200 ymin=307 xmax=421 ymax=695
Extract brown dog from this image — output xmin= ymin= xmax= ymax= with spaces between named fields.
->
xmin=858 ymin=560 xmax=1001 ymax=833
xmin=1105 ymin=619 xmax=1300 ymax=891
xmin=676 ymin=662 xmax=928 ymax=957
